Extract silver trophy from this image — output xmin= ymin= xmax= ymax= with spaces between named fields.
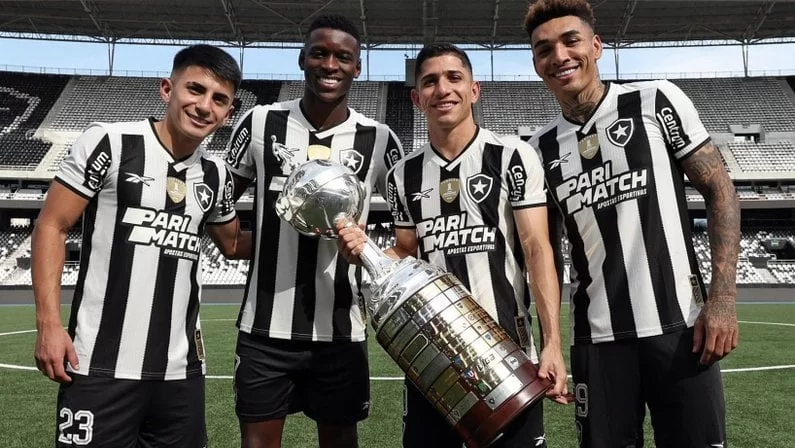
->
xmin=275 ymin=160 xmax=552 ymax=448
xmin=275 ymin=159 xmax=366 ymax=238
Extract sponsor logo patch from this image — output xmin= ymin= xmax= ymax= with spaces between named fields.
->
xmin=124 ymin=172 xmax=154 ymax=186
xmin=606 ymin=118 xmax=634 ymax=147
xmin=307 ymin=144 xmax=331 ymax=161
xmin=578 ymin=134 xmax=600 ymax=159
xmin=466 ymin=174 xmax=493 ymax=204
xmin=339 ymin=148 xmax=365 ymax=174
xmin=411 ymin=188 xmax=433 ymax=201
xmin=193 ymin=182 xmax=214 ymax=213
xmin=166 ymin=177 xmax=186 ymax=203
xmin=440 ymin=179 xmax=460 ymax=203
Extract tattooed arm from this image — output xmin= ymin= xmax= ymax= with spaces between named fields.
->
xmin=680 ymin=142 xmax=740 ymax=365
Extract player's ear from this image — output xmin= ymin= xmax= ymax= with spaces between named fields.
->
xmin=410 ymin=89 xmax=421 ymax=109
xmin=592 ymin=33 xmax=603 ymax=60
xmin=160 ymin=77 xmax=173 ymax=103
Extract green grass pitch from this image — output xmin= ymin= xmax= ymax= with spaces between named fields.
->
xmin=1 ymin=303 xmax=793 ymax=447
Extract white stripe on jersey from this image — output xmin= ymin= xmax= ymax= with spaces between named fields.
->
xmin=115 ymin=244 xmax=160 ymax=378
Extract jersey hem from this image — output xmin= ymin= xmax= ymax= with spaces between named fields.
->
xmin=512 ymin=202 xmax=546 ymax=210
xmin=237 ymin=326 xmax=367 ymax=343
xmin=66 ymin=366 xmax=205 ymax=380
xmin=573 ymin=321 xmax=689 ymax=345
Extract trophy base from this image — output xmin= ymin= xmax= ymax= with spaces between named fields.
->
xmin=458 ymin=362 xmax=551 ymax=448
xmin=372 ymin=270 xmax=553 ymax=448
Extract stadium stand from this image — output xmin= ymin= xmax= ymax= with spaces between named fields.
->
xmin=385 ymin=82 xmax=414 ymax=154
xmin=727 ymin=140 xmax=795 ymax=172
xmin=673 ymin=77 xmax=795 ymax=133
xmin=0 ymin=72 xmax=70 ymax=168
xmin=479 ymin=81 xmax=560 ymax=134
xmin=48 ymin=76 xmax=164 ymax=130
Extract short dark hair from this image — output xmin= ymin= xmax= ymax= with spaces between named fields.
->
xmin=414 ymin=43 xmax=473 ymax=82
xmin=524 ymin=0 xmax=596 ymax=43
xmin=307 ymin=14 xmax=361 ymax=44
xmin=172 ymin=44 xmax=242 ymax=92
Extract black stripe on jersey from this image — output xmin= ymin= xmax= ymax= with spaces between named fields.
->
xmin=291 ymin=236 xmax=319 ymax=338
xmin=142 ymin=163 xmax=185 ymax=379
xmin=659 ymin=93 xmax=709 ymax=303
xmin=332 ymin=257 xmax=354 ymax=339
xmin=247 ymin=109 xmax=289 ymax=333
xmin=185 ymin=159 xmax=222 ymax=374
xmin=81 ymin=134 xmax=113 ymax=195
xmin=619 ymin=91 xmax=685 ymax=329
xmin=383 ymin=132 xmax=403 ymax=170
xmin=68 ymin=135 xmax=112 ymax=336
xmin=506 ymin=149 xmax=528 ymax=206
xmin=537 ymin=127 xmax=593 ymax=343
xmin=90 ymin=134 xmax=146 ymax=375
xmin=654 ymin=89 xmax=693 ymax=157
xmin=403 ymin=153 xmax=426 ymax=227
xmin=226 ymin=111 xmax=253 ymax=169
xmin=479 ymin=143 xmax=520 ymax=343
xmin=68 ymin=195 xmax=99 ymax=338
xmin=387 ymin=169 xmax=409 ymax=225
xmin=581 ymin=128 xmax=636 ymax=340
xmin=352 ymin=123 xmax=376 ymax=183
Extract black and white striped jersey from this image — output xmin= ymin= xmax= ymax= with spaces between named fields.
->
xmin=55 ymin=118 xmax=237 ymax=380
xmin=530 ymin=80 xmax=710 ymax=345
xmin=387 ymin=128 xmax=545 ymax=360
xmin=225 ymin=99 xmax=404 ymax=342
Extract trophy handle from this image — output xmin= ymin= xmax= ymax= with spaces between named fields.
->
xmin=359 ymin=238 xmax=397 ymax=283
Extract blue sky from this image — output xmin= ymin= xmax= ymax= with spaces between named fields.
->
xmin=1 ymin=37 xmax=793 ymax=81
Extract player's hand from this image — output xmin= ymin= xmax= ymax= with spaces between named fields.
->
xmin=538 ymin=345 xmax=569 ymax=405
xmin=34 ymin=324 xmax=78 ymax=383
xmin=336 ymin=221 xmax=368 ymax=265
xmin=692 ymin=296 xmax=739 ymax=366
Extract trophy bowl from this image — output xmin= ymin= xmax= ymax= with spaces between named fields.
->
xmin=276 ymin=159 xmax=552 ymax=447
xmin=275 ymin=159 xmax=366 ymax=238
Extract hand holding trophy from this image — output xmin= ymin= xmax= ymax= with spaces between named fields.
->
xmin=276 ymin=159 xmax=552 ymax=448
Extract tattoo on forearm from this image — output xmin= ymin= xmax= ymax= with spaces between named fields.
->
xmin=684 ymin=144 xmax=740 ymax=298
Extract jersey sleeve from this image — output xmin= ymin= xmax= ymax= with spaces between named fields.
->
xmin=373 ymin=126 xmax=406 ymax=200
xmin=501 ymin=136 xmax=546 ymax=209
xmin=54 ymin=123 xmax=114 ymax=200
xmin=207 ymin=164 xmax=237 ymax=224
xmin=654 ymin=80 xmax=711 ymax=160
xmin=386 ymin=165 xmax=414 ymax=228
xmin=224 ymin=108 xmax=257 ymax=180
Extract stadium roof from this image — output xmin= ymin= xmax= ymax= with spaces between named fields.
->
xmin=2 ymin=0 xmax=795 ymax=49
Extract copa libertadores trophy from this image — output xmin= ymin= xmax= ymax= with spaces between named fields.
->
xmin=275 ymin=159 xmax=552 ymax=448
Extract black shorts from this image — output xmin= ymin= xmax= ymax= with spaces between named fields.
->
xmin=55 ymin=374 xmax=206 ymax=447
xmin=571 ymin=327 xmax=726 ymax=448
xmin=234 ymin=331 xmax=370 ymax=425
xmin=402 ymin=379 xmax=546 ymax=448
